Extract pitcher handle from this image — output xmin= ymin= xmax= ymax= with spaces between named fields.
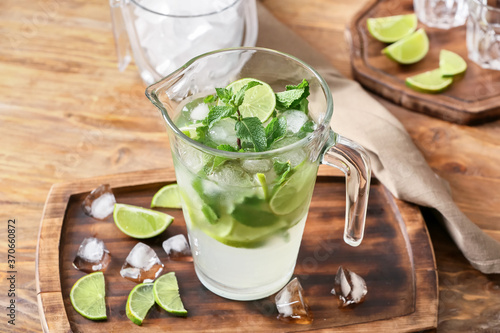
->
xmin=321 ymin=133 xmax=371 ymax=247
xmin=109 ymin=0 xmax=132 ymax=71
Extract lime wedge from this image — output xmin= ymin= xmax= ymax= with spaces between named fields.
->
xmin=382 ymin=28 xmax=429 ymax=64
xmin=269 ymin=161 xmax=316 ymax=215
xmin=126 ymin=283 xmax=155 ymax=326
xmin=153 ymin=272 xmax=187 ymax=317
xmin=151 ymin=184 xmax=182 ymax=209
xmin=406 ymin=68 xmax=453 ymax=93
xmin=113 ymin=203 xmax=174 ymax=239
xmin=439 ymin=49 xmax=467 ymax=77
xmin=367 ymin=14 xmax=417 ymax=43
xmin=224 ymin=78 xmax=276 ymax=122
xmin=70 ymin=272 xmax=107 ymax=321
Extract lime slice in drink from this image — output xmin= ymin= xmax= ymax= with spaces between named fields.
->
xmin=113 ymin=203 xmax=174 ymax=239
xmin=269 ymin=161 xmax=316 ymax=216
xmin=179 ymin=122 xmax=205 ymax=139
xmin=151 ymin=184 xmax=182 ymax=209
xmin=406 ymin=68 xmax=453 ymax=93
xmin=126 ymin=283 xmax=155 ymax=325
xmin=153 ymin=272 xmax=187 ymax=317
xmin=224 ymin=78 xmax=276 ymax=122
xmin=439 ymin=49 xmax=467 ymax=77
xmin=367 ymin=14 xmax=417 ymax=43
xmin=70 ymin=272 xmax=107 ymax=321
xmin=382 ymin=28 xmax=429 ymax=64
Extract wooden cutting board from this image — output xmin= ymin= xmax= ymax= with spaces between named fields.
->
xmin=347 ymin=0 xmax=500 ymax=125
xmin=36 ymin=167 xmax=437 ymax=332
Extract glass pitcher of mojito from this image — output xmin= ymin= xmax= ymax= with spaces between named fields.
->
xmin=146 ymin=48 xmax=371 ymax=301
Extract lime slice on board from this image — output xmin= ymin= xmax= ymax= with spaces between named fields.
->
xmin=223 ymin=78 xmax=276 ymax=123
xmin=70 ymin=272 xmax=107 ymax=321
xmin=151 ymin=184 xmax=182 ymax=209
xmin=113 ymin=203 xmax=174 ymax=239
xmin=439 ymin=49 xmax=467 ymax=76
xmin=153 ymin=272 xmax=188 ymax=317
xmin=382 ymin=28 xmax=429 ymax=64
xmin=367 ymin=14 xmax=417 ymax=43
xmin=126 ymin=283 xmax=155 ymax=326
xmin=406 ymin=68 xmax=453 ymax=93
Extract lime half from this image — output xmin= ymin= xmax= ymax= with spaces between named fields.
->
xmin=406 ymin=68 xmax=453 ymax=93
xmin=113 ymin=203 xmax=174 ymax=239
xmin=153 ymin=272 xmax=187 ymax=317
xmin=126 ymin=283 xmax=155 ymax=326
xmin=367 ymin=14 xmax=417 ymax=43
xmin=382 ymin=28 xmax=429 ymax=64
xmin=70 ymin=272 xmax=107 ymax=321
xmin=439 ymin=49 xmax=467 ymax=76
xmin=225 ymin=78 xmax=276 ymax=123
xmin=151 ymin=184 xmax=182 ymax=209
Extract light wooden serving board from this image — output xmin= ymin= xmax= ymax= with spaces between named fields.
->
xmin=347 ymin=0 xmax=500 ymax=125
xmin=36 ymin=167 xmax=438 ymax=332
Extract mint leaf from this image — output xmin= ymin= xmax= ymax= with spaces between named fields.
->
xmin=213 ymin=144 xmax=237 ymax=168
xmin=204 ymin=95 xmax=215 ymax=104
xmin=195 ymin=125 xmax=209 ymax=143
xmin=192 ymin=178 xmax=220 ymax=221
xmin=204 ymin=105 xmax=237 ymax=128
xmin=215 ymin=88 xmax=232 ymax=103
xmin=275 ymin=79 xmax=310 ymax=111
xmin=235 ymin=117 xmax=267 ymax=152
xmin=297 ymin=120 xmax=315 ymax=139
xmin=217 ymin=144 xmax=237 ymax=152
xmin=273 ymin=160 xmax=292 ymax=185
xmin=265 ymin=117 xmax=287 ymax=147
xmin=231 ymin=196 xmax=278 ymax=227
xmin=233 ymin=81 xmax=262 ymax=107
xmin=298 ymin=98 xmax=309 ymax=114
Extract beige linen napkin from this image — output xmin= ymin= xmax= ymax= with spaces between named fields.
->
xmin=256 ymin=3 xmax=500 ymax=274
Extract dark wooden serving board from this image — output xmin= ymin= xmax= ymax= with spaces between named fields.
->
xmin=347 ymin=0 xmax=500 ymax=125
xmin=36 ymin=167 xmax=438 ymax=332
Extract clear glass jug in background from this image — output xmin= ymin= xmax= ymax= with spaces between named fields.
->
xmin=146 ymin=48 xmax=371 ymax=301
xmin=414 ymin=0 xmax=469 ymax=29
xmin=467 ymin=0 xmax=500 ymax=70
xmin=110 ymin=0 xmax=258 ymax=84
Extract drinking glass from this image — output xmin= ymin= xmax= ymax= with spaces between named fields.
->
xmin=110 ymin=0 xmax=258 ymax=84
xmin=467 ymin=0 xmax=500 ymax=70
xmin=146 ymin=48 xmax=371 ymax=301
xmin=414 ymin=0 xmax=469 ymax=29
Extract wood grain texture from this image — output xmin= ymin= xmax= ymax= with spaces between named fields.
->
xmin=347 ymin=0 xmax=500 ymax=124
xmin=1 ymin=0 xmax=499 ymax=331
xmin=37 ymin=169 xmax=437 ymax=332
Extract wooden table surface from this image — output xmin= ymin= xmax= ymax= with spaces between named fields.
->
xmin=1 ymin=0 xmax=499 ymax=332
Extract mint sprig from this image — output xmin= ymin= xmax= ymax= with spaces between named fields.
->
xmin=235 ymin=117 xmax=267 ymax=152
xmin=273 ymin=160 xmax=292 ymax=185
xmin=204 ymin=106 xmax=237 ymax=128
xmin=275 ymin=79 xmax=310 ymax=111
xmin=265 ymin=117 xmax=287 ymax=147
xmin=198 ymin=79 xmax=311 ymax=156
xmin=297 ymin=120 xmax=315 ymax=138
